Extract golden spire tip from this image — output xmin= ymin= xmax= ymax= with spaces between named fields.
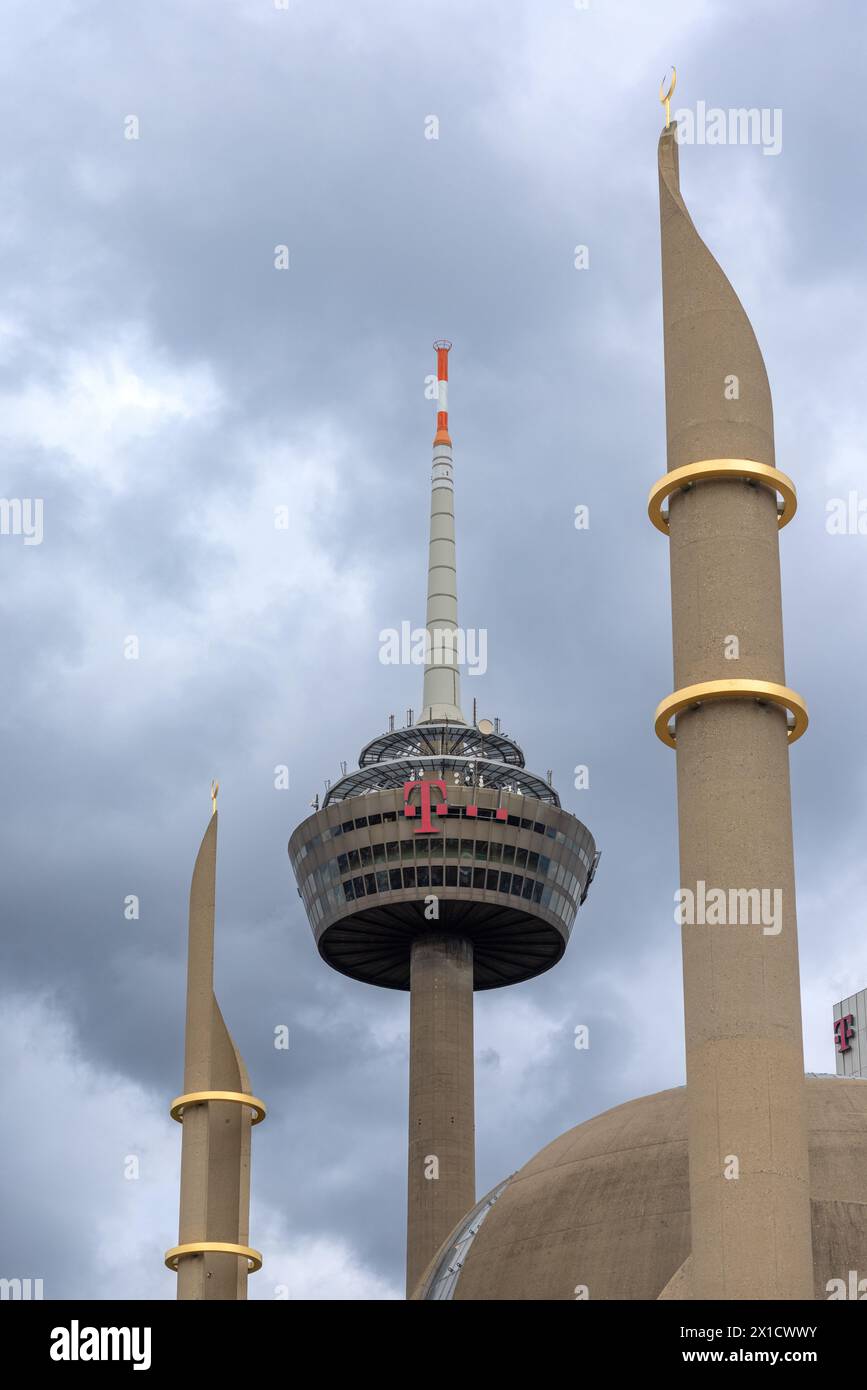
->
xmin=210 ymin=779 xmax=219 ymax=816
xmin=659 ymin=65 xmax=676 ymax=129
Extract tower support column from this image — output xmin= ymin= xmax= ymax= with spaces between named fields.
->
xmin=406 ymin=933 xmax=475 ymax=1295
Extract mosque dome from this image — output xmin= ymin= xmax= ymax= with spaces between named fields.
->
xmin=413 ymin=1077 xmax=867 ymax=1300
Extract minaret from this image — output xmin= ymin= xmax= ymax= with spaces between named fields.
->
xmin=165 ymin=786 xmax=266 ymax=1299
xmin=289 ymin=343 xmax=598 ymax=1297
xmin=650 ymin=93 xmax=814 ymax=1298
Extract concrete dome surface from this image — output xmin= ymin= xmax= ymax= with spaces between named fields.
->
xmin=415 ymin=1078 xmax=867 ymax=1300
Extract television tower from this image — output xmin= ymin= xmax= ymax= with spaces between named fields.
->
xmin=289 ymin=343 xmax=598 ymax=1295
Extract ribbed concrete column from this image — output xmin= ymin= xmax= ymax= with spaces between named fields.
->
xmin=420 ymin=443 xmax=464 ymax=723
xmin=659 ymin=124 xmax=813 ymax=1300
xmin=406 ymin=934 xmax=475 ymax=1295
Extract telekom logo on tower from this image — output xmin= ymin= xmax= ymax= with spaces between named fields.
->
xmin=402 ymin=780 xmax=507 ymax=834
xmin=835 ymin=1015 xmax=855 ymax=1053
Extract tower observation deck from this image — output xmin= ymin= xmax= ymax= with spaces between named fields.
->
xmin=288 ymin=342 xmax=598 ymax=1293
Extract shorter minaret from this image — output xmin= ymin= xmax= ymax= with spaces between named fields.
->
xmin=165 ymin=784 xmax=266 ymax=1299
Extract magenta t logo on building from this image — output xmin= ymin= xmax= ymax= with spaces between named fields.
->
xmin=403 ymin=780 xmax=449 ymax=833
xmin=402 ymin=781 xmax=510 ymax=832
xmin=835 ymin=1014 xmax=855 ymax=1053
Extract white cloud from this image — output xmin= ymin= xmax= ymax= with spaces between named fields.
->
xmin=0 ymin=328 xmax=221 ymax=492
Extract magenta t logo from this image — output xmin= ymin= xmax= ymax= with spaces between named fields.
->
xmin=403 ymin=780 xmax=449 ymax=833
xmin=835 ymin=1014 xmax=855 ymax=1053
xmin=402 ymin=782 xmax=509 ymax=831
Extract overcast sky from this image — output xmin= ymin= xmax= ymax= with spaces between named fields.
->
xmin=3 ymin=0 xmax=867 ymax=1301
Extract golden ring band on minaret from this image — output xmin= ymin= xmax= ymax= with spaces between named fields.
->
xmin=654 ymin=678 xmax=808 ymax=749
xmin=647 ymin=458 xmax=797 ymax=534
xmin=169 ymin=1090 xmax=267 ymax=1124
xmin=164 ymin=1242 xmax=263 ymax=1273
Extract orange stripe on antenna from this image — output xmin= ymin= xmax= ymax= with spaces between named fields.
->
xmin=433 ymin=339 xmax=452 ymax=445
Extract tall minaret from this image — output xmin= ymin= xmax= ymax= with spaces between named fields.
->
xmin=420 ymin=340 xmax=465 ymax=724
xmin=165 ymin=788 xmax=266 ymax=1299
xmin=650 ymin=95 xmax=814 ymax=1299
xmin=289 ymin=342 xmax=597 ymax=1299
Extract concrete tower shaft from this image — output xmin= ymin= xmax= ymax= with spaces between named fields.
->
xmin=406 ymin=934 xmax=475 ymax=1294
xmin=420 ymin=341 xmax=465 ymax=725
xmin=653 ymin=123 xmax=813 ymax=1299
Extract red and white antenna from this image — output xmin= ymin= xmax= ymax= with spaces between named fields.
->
xmin=419 ymin=340 xmax=465 ymax=725
xmin=433 ymin=339 xmax=452 ymax=447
